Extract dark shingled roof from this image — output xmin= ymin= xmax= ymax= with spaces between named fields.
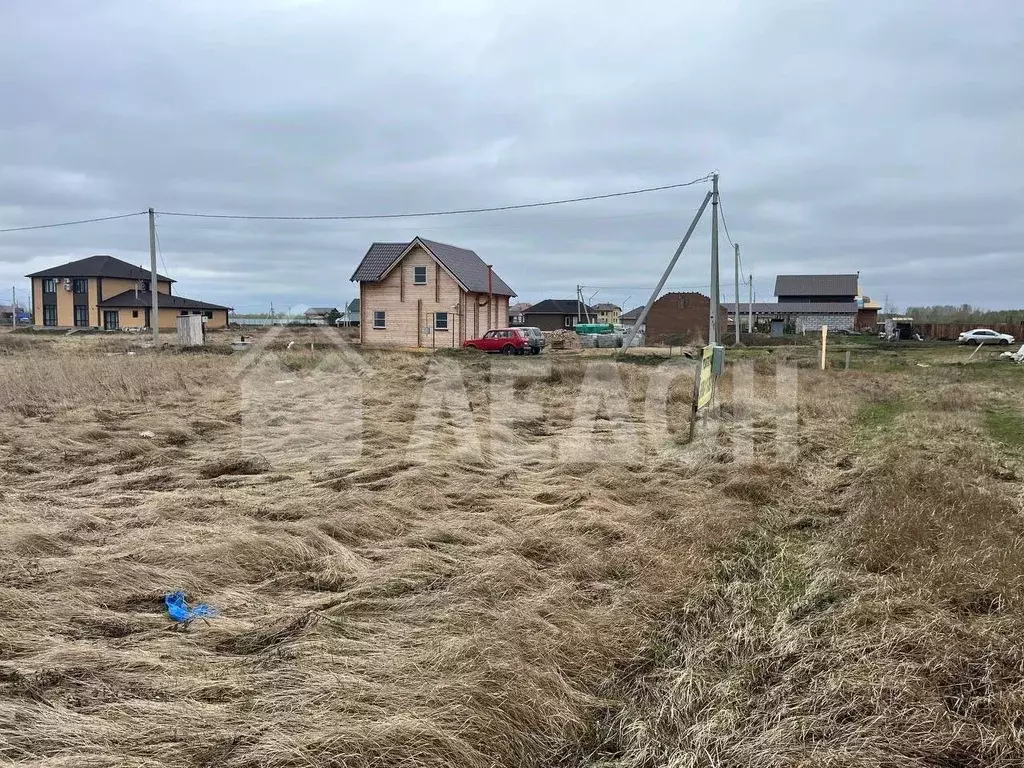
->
xmin=620 ymin=306 xmax=644 ymax=320
xmin=350 ymin=243 xmax=408 ymax=282
xmin=525 ymin=299 xmax=598 ymax=315
xmin=350 ymin=238 xmax=515 ymax=296
xmin=27 ymin=255 xmax=173 ymax=282
xmin=97 ymin=290 xmax=231 ymax=311
xmin=747 ymin=301 xmax=860 ymax=315
xmin=774 ymin=274 xmax=858 ymax=297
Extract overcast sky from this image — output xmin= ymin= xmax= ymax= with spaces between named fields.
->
xmin=1 ymin=0 xmax=1021 ymax=314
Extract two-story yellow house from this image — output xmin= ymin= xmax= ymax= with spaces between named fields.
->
xmin=594 ymin=303 xmax=622 ymax=325
xmin=351 ymin=237 xmax=515 ymax=348
xmin=27 ymin=255 xmax=231 ymax=330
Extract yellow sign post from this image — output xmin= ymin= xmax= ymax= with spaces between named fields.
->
xmin=688 ymin=345 xmax=717 ymax=442
xmin=698 ymin=344 xmax=716 ymax=408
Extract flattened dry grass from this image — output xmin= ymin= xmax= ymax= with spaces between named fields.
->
xmin=564 ymin=367 xmax=1024 ymax=768
xmin=2 ymin=343 xmax=1023 ymax=767
xmin=0 ymin=347 xmax=754 ymax=767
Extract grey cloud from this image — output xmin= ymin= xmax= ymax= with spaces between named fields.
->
xmin=1 ymin=0 xmax=1022 ymax=314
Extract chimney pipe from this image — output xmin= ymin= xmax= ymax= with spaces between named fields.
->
xmin=487 ymin=265 xmax=493 ymax=329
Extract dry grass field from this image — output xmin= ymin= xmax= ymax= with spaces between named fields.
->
xmin=1 ymin=329 xmax=1022 ymax=767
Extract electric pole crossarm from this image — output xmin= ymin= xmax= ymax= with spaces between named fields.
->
xmin=622 ymin=189 xmax=713 ymax=350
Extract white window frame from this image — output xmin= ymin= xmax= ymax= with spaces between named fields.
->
xmin=564 ymin=316 xmax=575 ymax=328
xmin=42 ymin=278 xmax=57 ymax=293
xmin=435 ymin=311 xmax=448 ymax=331
xmin=373 ymin=310 xmax=386 ymax=329
xmin=413 ymin=266 xmax=427 ymax=285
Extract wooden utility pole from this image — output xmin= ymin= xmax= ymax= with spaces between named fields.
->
xmin=748 ymin=274 xmax=754 ymax=333
xmin=709 ymin=173 xmax=720 ymax=345
xmin=733 ymin=242 xmax=741 ymax=345
xmin=149 ymin=208 xmax=159 ymax=346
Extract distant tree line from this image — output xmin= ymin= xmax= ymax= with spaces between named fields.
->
xmin=904 ymin=305 xmax=1024 ymax=323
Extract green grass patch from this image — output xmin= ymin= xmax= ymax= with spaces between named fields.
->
xmin=857 ymin=400 xmax=908 ymax=432
xmin=984 ymin=408 xmax=1024 ymax=450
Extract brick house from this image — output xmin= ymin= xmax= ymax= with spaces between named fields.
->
xmin=644 ymin=292 xmax=726 ymax=346
xmin=26 ymin=255 xmax=231 ymax=330
xmin=350 ymin=237 xmax=515 ymax=348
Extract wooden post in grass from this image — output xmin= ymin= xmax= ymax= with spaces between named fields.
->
xmin=687 ymin=361 xmax=701 ymax=442
xmin=963 ymin=341 xmax=985 ymax=364
xmin=820 ymin=325 xmax=828 ymax=370
xmin=845 ymin=350 xmax=851 ymax=370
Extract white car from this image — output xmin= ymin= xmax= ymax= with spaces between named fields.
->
xmin=958 ymin=328 xmax=1015 ymax=345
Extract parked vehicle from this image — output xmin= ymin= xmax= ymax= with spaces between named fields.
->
xmin=517 ymin=326 xmax=545 ymax=354
xmin=957 ymin=328 xmax=1015 ymax=345
xmin=463 ymin=328 xmax=531 ymax=355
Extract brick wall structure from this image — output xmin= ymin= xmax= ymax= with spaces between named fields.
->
xmin=645 ymin=292 xmax=728 ymax=346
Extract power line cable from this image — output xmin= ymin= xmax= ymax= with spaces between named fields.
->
xmin=154 ymin=219 xmax=171 ymax=279
xmin=154 ymin=175 xmax=714 ymax=221
xmin=718 ymin=195 xmax=736 ymax=250
xmin=0 ymin=211 xmax=147 ymax=234
xmin=0 ymin=176 xmax=713 ymax=233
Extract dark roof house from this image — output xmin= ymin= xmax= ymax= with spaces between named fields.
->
xmin=97 ymin=291 xmax=231 ymax=311
xmin=775 ymin=274 xmax=859 ymax=300
xmin=351 ymin=237 xmax=515 ymax=296
xmin=27 ymin=255 xmax=174 ymax=283
xmin=522 ymin=299 xmax=599 ymax=331
xmin=525 ymin=299 xmax=598 ymax=316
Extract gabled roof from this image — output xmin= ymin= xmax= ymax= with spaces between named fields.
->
xmin=774 ymin=274 xmax=858 ymax=297
xmin=26 ymin=255 xmax=174 ymax=282
xmin=525 ymin=299 xmax=598 ymax=315
xmin=305 ymin=307 xmax=337 ymax=316
xmin=97 ymin=290 xmax=231 ymax=311
xmin=350 ymin=237 xmax=515 ymax=296
xmin=350 ymin=243 xmax=408 ymax=283
xmin=346 ymin=298 xmax=361 ymax=314
xmin=593 ymin=303 xmax=621 ymax=311
xmin=620 ymin=306 xmax=644 ymax=321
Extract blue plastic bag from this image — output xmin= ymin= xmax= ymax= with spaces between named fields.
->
xmin=165 ymin=592 xmax=218 ymax=622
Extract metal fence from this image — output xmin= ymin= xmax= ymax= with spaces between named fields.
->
xmin=914 ymin=322 xmax=1024 ymax=341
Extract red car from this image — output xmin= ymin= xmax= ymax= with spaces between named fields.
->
xmin=463 ymin=328 xmax=531 ymax=355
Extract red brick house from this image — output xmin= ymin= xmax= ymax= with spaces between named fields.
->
xmin=644 ymin=292 xmax=726 ymax=346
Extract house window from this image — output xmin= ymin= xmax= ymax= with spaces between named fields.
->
xmin=72 ymin=278 xmax=88 ymax=294
xmin=42 ymin=278 xmax=57 ymax=293
xmin=132 ymin=310 xmax=139 ymax=318
xmin=73 ymin=305 xmax=89 ymax=327
xmin=413 ymin=266 xmax=427 ymax=285
xmin=179 ymin=310 xmax=189 ymax=316
xmin=43 ymin=305 xmax=58 ymax=326
xmin=142 ymin=280 xmax=151 ymax=292
xmin=564 ymin=316 xmax=575 ymax=328
xmin=373 ymin=310 xmax=386 ymax=329
xmin=203 ymin=311 xmax=213 ymax=319
xmin=435 ymin=312 xmax=448 ymax=331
